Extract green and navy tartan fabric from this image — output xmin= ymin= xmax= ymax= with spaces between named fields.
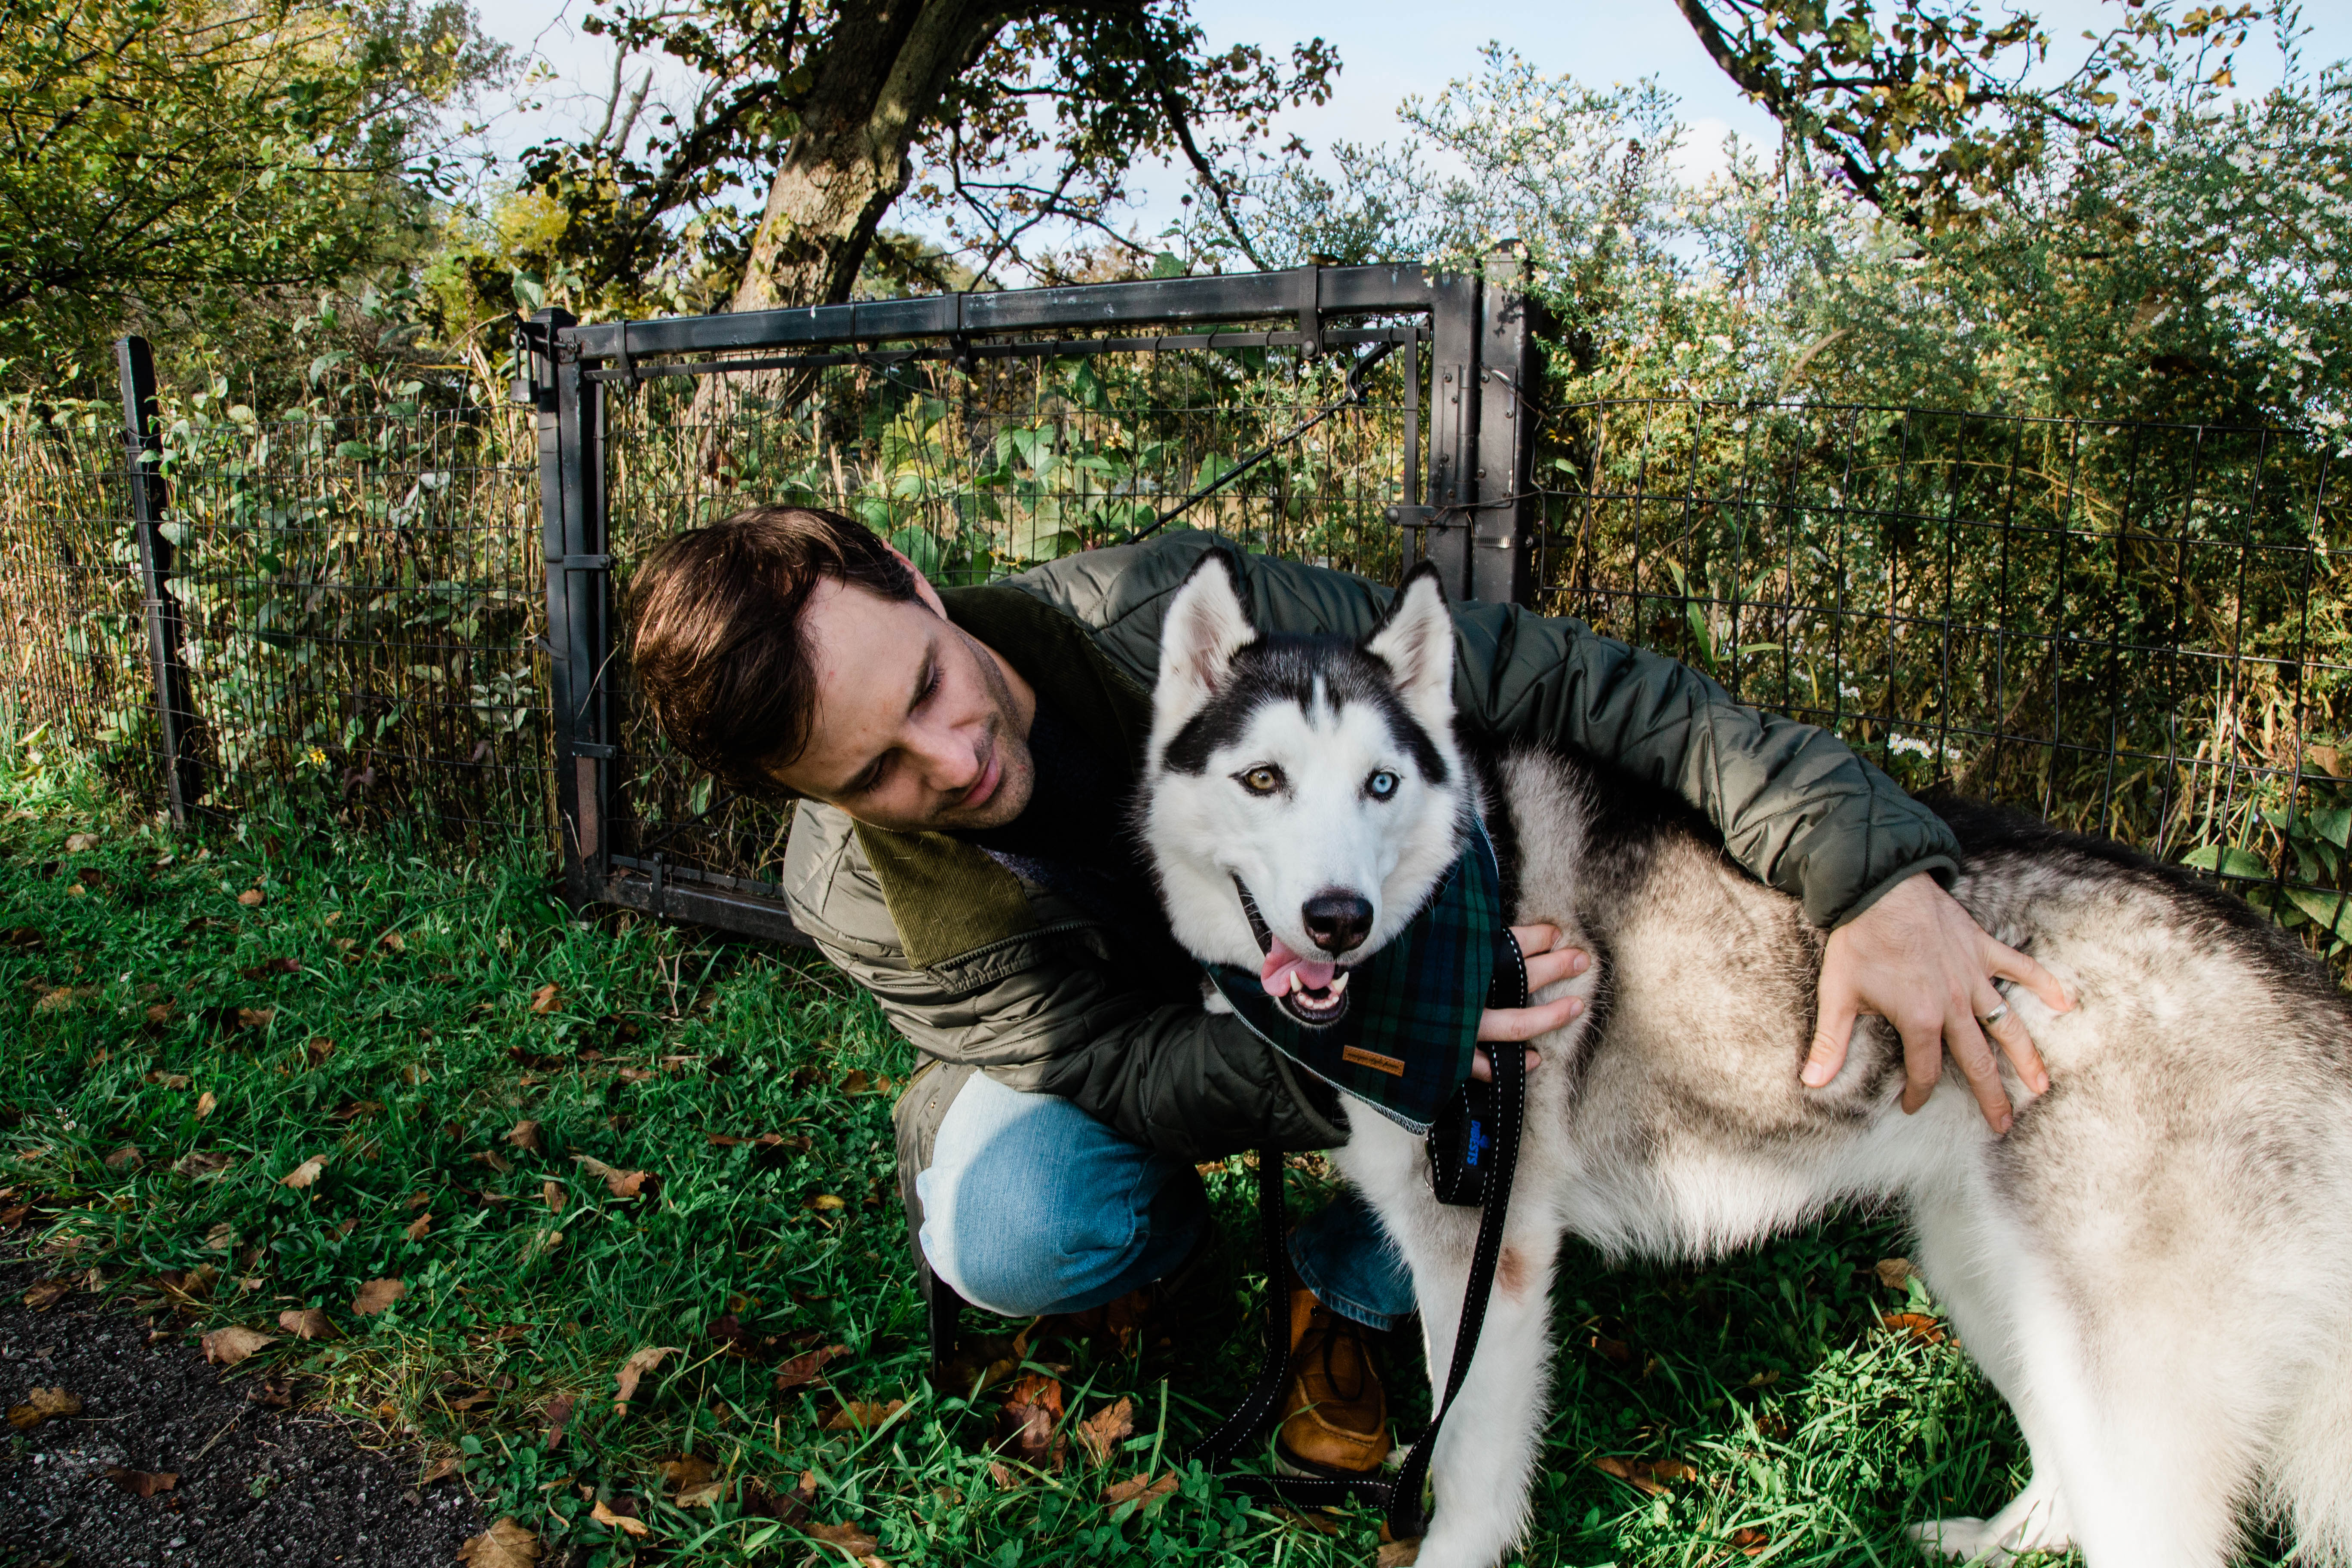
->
xmin=1206 ymin=818 xmax=1508 ymax=1134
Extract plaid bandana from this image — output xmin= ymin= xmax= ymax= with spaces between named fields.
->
xmin=1206 ymin=817 xmax=1514 ymax=1134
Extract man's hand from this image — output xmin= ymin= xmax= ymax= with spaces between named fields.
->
xmin=1471 ymin=923 xmax=1586 ymax=1082
xmin=1802 ymin=874 xmax=2073 ymax=1131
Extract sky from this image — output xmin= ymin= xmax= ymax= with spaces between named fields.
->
xmin=462 ymin=0 xmax=2349 ymax=273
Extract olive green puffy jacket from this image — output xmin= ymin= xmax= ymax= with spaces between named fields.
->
xmin=781 ymin=530 xmax=1959 ymax=1167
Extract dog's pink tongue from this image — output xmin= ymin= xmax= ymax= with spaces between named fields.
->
xmin=1259 ymin=937 xmax=1338 ymax=996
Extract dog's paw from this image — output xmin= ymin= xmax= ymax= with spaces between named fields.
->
xmin=1907 ymin=1517 xmax=2007 ymax=1564
xmin=1905 ymin=1512 xmax=2070 ymax=1566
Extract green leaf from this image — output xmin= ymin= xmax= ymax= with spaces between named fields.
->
xmin=2308 ymin=808 xmax=2352 ymax=849
xmin=2286 ymin=887 xmax=2352 ymax=941
xmin=2180 ymin=844 xmax=2269 ymax=879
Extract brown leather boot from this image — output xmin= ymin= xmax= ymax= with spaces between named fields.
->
xmin=1275 ymin=1285 xmax=1393 ymax=1477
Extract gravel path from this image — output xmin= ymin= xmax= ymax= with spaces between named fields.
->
xmin=0 ymin=1259 xmax=485 ymax=1568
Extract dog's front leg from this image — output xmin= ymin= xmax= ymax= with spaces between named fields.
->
xmin=1409 ymin=1213 xmax=1559 ymax=1568
xmin=1335 ymin=1130 xmax=1558 ymax=1568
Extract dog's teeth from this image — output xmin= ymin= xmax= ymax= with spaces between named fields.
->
xmin=1287 ymin=972 xmax=1304 ymax=995
xmin=1328 ymin=971 xmax=1348 ymax=995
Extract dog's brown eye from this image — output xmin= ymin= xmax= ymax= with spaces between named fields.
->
xmin=1239 ymin=766 xmax=1284 ymax=795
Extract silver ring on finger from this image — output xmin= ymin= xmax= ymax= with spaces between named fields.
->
xmin=1976 ymin=1001 xmax=2011 ymax=1028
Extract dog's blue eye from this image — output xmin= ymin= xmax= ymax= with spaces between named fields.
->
xmin=1367 ymin=770 xmax=1400 ymax=799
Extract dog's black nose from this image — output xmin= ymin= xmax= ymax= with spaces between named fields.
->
xmin=1301 ymin=892 xmax=1375 ymax=956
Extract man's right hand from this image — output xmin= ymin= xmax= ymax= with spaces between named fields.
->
xmin=1471 ymin=922 xmax=1586 ymax=1080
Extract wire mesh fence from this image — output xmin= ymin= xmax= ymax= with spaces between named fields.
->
xmin=0 ymin=407 xmax=160 ymax=785
xmin=600 ymin=331 xmax=1425 ymax=897
xmin=0 ymin=392 xmax=551 ymax=847
xmin=1538 ymin=398 xmax=2352 ymax=956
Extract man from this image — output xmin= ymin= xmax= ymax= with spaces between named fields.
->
xmin=627 ymin=505 xmax=2069 ymax=1480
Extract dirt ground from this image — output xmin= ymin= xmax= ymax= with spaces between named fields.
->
xmin=0 ymin=1258 xmax=485 ymax=1568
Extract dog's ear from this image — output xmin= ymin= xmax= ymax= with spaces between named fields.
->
xmin=1158 ymin=549 xmax=1257 ymax=707
xmin=1366 ymin=561 xmax=1455 ymax=727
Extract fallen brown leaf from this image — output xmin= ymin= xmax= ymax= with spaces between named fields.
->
xmin=200 ymin=1326 xmax=276 ymax=1366
xmin=676 ymin=1479 xmax=727 ymax=1507
xmin=420 ymin=1455 xmax=461 ymax=1486
xmin=103 ymin=1144 xmax=142 ymax=1170
xmin=540 ymin=1180 xmax=566 ymax=1213
xmin=504 ymin=1119 xmax=542 ymax=1152
xmin=772 ymin=1342 xmax=849 ymax=1391
xmin=807 ymin=1193 xmax=845 ymax=1212
xmin=279 ymin=1155 xmax=326 ymax=1190
xmin=541 ymin=1395 xmax=575 ymax=1448
xmin=999 ymin=1372 xmax=1066 ymax=1468
xmin=1075 ymin=1396 xmax=1135 ymax=1467
xmin=237 ymin=889 xmax=264 ymax=908
xmin=824 ymin=1398 xmax=904 ymax=1433
xmin=1592 ymin=1455 xmax=1699 ymax=1496
xmin=403 ymin=1213 xmax=432 ymax=1241
xmin=456 ymin=1518 xmax=541 ymax=1568
xmin=469 ymin=1148 xmax=513 ymax=1174
xmin=530 ymin=983 xmax=560 ymax=1014
xmin=6 ymin=1386 xmax=81 ymax=1431
xmin=21 ymin=1277 xmax=69 ymax=1311
xmin=304 ymin=1037 xmax=334 ymax=1066
xmin=377 ymin=929 xmax=404 ymax=952
xmin=193 ymin=1090 xmax=217 ymax=1120
xmin=1100 ymin=1471 xmax=1179 ymax=1515
xmin=1875 ymin=1257 xmax=1920 ymax=1289
xmin=573 ymin=1154 xmax=651 ymax=1198
xmin=144 ymin=1003 xmax=172 ymax=1025
xmin=352 ymin=1277 xmax=406 ymax=1315
xmin=658 ymin=1453 xmax=717 ymax=1493
xmin=172 ymin=1149 xmax=230 ymax=1180
xmin=64 ymin=833 xmax=98 ymax=853
xmin=234 ymin=1006 xmax=275 ymax=1029
xmin=106 ymin=1466 xmax=178 ymax=1497
xmin=1375 ymin=1540 xmax=1421 ymax=1567
xmin=1731 ymin=1526 xmax=1771 ymax=1556
xmin=612 ymin=1344 xmax=680 ymax=1410
xmin=148 ymin=1071 xmax=190 ymax=1090
xmin=240 ymin=956 xmax=300 ymax=979
xmin=590 ymin=1498 xmax=648 ymax=1537
xmin=803 ymin=1520 xmax=880 ymax=1559
xmin=1881 ymin=1311 xmax=1948 ymax=1344
xmin=250 ymin=1374 xmax=293 ymax=1408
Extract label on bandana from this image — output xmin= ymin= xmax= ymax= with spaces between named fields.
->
xmin=1205 ymin=819 xmax=1508 ymax=1134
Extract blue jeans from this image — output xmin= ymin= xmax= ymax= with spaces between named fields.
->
xmin=916 ymin=1071 xmax=1417 ymax=1329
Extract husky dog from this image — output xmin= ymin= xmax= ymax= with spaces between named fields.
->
xmin=1137 ymin=552 xmax=2352 ymax=1568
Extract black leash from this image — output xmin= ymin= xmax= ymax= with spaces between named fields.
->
xmin=1191 ymin=956 xmax=1529 ymax=1540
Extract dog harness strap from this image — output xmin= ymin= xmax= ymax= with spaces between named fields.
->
xmin=1189 ymin=1149 xmax=1299 ymax=1468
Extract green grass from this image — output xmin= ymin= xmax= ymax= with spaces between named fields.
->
xmin=4 ymin=728 xmax=2225 ymax=1568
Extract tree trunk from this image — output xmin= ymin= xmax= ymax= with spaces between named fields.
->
xmin=729 ymin=0 xmax=1010 ymax=312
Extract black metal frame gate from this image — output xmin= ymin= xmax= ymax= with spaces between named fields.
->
xmin=518 ymin=255 xmax=1542 ymax=939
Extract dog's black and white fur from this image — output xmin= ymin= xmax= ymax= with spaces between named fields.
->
xmin=1138 ymin=552 xmax=2352 ymax=1568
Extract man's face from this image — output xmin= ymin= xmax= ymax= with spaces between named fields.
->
xmin=767 ymin=576 xmax=1035 ymax=832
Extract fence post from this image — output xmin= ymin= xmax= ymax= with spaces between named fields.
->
xmin=1423 ymin=270 xmax=1482 ymax=601
xmin=113 ymin=335 xmax=199 ymax=824
xmin=1472 ymin=244 xmax=1539 ymax=606
xmin=530 ymin=308 xmax=612 ymax=909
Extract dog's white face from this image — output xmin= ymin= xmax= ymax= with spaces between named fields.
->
xmin=1139 ymin=554 xmax=1469 ymax=1029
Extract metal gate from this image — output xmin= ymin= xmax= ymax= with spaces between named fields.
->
xmin=519 ymin=255 xmax=1543 ymax=940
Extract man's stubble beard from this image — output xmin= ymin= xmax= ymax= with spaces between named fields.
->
xmin=937 ymin=628 xmax=1034 ymax=832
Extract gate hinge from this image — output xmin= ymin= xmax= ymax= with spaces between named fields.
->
xmin=548 ymin=553 xmax=613 ymax=571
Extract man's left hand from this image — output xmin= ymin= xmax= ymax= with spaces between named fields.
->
xmin=1801 ymin=873 xmax=2073 ymax=1132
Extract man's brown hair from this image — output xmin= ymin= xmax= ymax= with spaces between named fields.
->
xmin=628 ymin=505 xmax=920 ymax=790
